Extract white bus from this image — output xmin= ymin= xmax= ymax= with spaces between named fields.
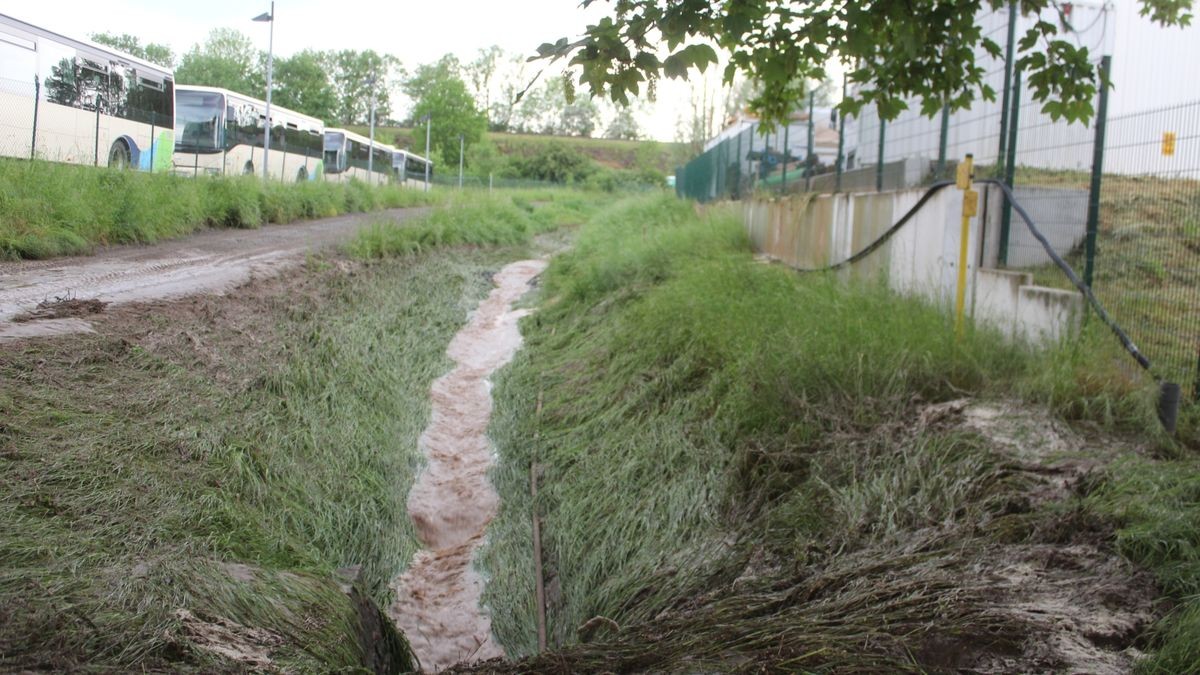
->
xmin=173 ymin=85 xmax=324 ymax=181
xmin=0 ymin=13 xmax=174 ymax=171
xmin=323 ymin=128 xmax=394 ymax=185
xmin=391 ymin=149 xmax=433 ymax=188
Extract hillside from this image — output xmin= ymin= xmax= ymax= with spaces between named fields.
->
xmin=347 ymin=126 xmax=692 ymax=175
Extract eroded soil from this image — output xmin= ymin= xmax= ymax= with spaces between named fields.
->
xmin=0 ymin=207 xmax=425 ymax=340
xmin=390 ymin=260 xmax=547 ymax=672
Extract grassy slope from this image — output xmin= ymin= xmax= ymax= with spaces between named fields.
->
xmin=0 ymin=191 xmax=589 ymax=670
xmin=351 ymin=126 xmax=691 ymax=174
xmin=476 ymin=194 xmax=1198 ymax=670
xmin=0 ymin=158 xmax=440 ymax=260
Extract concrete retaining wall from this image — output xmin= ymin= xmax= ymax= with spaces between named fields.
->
xmin=742 ymin=186 xmax=1084 ymax=344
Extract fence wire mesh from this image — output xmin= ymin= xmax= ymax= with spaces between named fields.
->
xmin=674 ymin=3 xmax=1199 ymax=396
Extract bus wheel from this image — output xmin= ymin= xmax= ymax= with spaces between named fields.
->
xmin=108 ymin=141 xmax=131 ymax=169
xmin=296 ymin=167 xmax=308 ymax=182
xmin=243 ymin=162 xmax=255 ymax=176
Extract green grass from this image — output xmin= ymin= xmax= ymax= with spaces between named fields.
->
xmin=350 ymin=126 xmax=691 ymax=174
xmin=350 ymin=189 xmax=603 ymax=258
xmin=477 ymin=192 xmax=1186 ymax=669
xmin=1086 ymin=456 xmax=1200 ymax=673
xmin=0 ymin=246 xmax=526 ymax=670
xmin=0 ymin=157 xmax=442 ymax=260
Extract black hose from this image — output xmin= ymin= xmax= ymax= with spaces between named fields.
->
xmin=786 ymin=180 xmax=956 ymax=272
xmin=780 ymin=178 xmax=1152 ymax=373
xmin=978 ymin=178 xmax=1151 ymax=371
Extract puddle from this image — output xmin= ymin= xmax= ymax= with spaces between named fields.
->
xmin=390 ymin=259 xmax=547 ymax=672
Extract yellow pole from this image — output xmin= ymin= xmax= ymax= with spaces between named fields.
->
xmin=955 ymin=154 xmax=978 ymax=341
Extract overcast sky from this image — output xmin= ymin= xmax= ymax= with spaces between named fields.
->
xmin=3 ymin=1 xmax=1197 ymax=141
xmin=0 ymin=0 xmax=713 ymax=141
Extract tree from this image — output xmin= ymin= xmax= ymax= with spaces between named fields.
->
xmin=508 ymin=76 xmax=600 ymax=137
xmin=404 ymin=56 xmax=487 ymax=166
xmin=605 ymin=107 xmax=641 ymax=141
xmin=326 ymin=50 xmax=399 ymax=126
xmin=538 ymin=0 xmax=1194 ymax=126
xmin=273 ymin=50 xmax=337 ymax=121
xmin=465 ymin=46 xmax=504 ymax=125
xmin=90 ymin=33 xmax=174 ymax=68
xmin=175 ymin=29 xmax=261 ymax=94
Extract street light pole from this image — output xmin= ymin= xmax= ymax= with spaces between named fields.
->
xmin=367 ymin=75 xmax=377 ymax=183
xmin=424 ymin=114 xmax=431 ymax=192
xmin=253 ymin=3 xmax=275 ymax=181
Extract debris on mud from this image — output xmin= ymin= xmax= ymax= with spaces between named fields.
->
xmin=13 ymin=296 xmax=107 ymax=322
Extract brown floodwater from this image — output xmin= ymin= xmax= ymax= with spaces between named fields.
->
xmin=390 ymin=259 xmax=547 ymax=672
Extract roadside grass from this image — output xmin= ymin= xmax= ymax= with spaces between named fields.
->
xmin=350 ymin=189 xmax=603 ymax=258
xmin=0 ymin=157 xmax=441 ymax=260
xmin=478 ymin=192 xmax=1191 ymax=669
xmin=0 ymin=246 xmax=520 ymax=671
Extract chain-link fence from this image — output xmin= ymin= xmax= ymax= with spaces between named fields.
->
xmin=0 ymin=73 xmax=175 ymax=171
xmin=674 ymin=3 xmax=1200 ymax=397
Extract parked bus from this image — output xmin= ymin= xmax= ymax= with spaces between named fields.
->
xmin=0 ymin=13 xmax=174 ymax=171
xmin=391 ymin=149 xmax=433 ymax=188
xmin=173 ymin=85 xmax=324 ymax=181
xmin=323 ymin=128 xmax=394 ymax=185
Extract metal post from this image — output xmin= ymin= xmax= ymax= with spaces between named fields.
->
xmin=94 ymin=105 xmax=101 ymax=166
xmin=30 ymin=76 xmax=39 ymax=159
xmin=781 ymin=123 xmax=790 ymax=193
xmin=936 ymin=101 xmax=950 ymax=179
xmin=424 ymin=116 xmax=431 ymax=191
xmin=149 ymin=120 xmax=155 ymax=172
xmin=458 ymin=134 xmax=464 ymax=189
xmin=489 ymin=172 xmax=493 ymax=194
xmin=747 ymin=123 xmax=755 ymax=189
xmin=368 ymin=77 xmax=377 ymax=182
xmin=1083 ymin=55 xmax=1111 ymax=290
xmin=835 ymin=77 xmax=847 ymax=193
xmin=996 ymin=1 xmax=1018 ymax=176
xmin=999 ymin=66 xmax=1022 ymax=266
xmin=261 ymin=1 xmax=275 ymax=181
xmin=734 ymin=130 xmax=742 ymax=198
xmin=805 ymin=91 xmax=815 ymax=191
xmin=875 ymin=112 xmax=886 ymax=191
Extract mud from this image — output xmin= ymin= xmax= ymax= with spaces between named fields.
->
xmin=0 ymin=207 xmax=426 ymax=340
xmin=390 ymin=259 xmax=547 ymax=672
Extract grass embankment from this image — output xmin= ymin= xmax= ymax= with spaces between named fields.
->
xmin=351 ymin=126 xmax=691 ymax=174
xmin=0 ymin=190 xmax=583 ymax=671
xmin=0 ymin=158 xmax=440 ymax=260
xmin=476 ymin=194 xmax=1198 ymax=671
xmin=1010 ymin=167 xmax=1200 ymax=390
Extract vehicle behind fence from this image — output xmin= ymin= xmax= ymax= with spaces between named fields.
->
xmin=675 ymin=3 xmax=1199 ymax=399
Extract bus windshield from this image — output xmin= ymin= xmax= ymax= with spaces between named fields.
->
xmin=175 ymin=90 xmax=224 ymax=151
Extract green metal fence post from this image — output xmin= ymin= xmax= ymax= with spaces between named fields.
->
xmin=781 ymin=122 xmax=790 ymax=193
xmin=805 ymin=91 xmax=815 ymax=191
xmin=748 ymin=124 xmax=756 ymax=189
xmin=996 ymin=1 xmax=1018 ymax=176
xmin=936 ymin=101 xmax=950 ymax=179
xmin=875 ymin=112 xmax=886 ymax=191
xmin=735 ymin=131 xmax=743 ymax=198
xmin=1083 ymin=55 xmax=1111 ymax=290
xmin=30 ymin=76 xmax=39 ymax=160
xmin=999 ymin=66 xmax=1022 ymax=266
xmin=835 ymin=78 xmax=847 ymax=193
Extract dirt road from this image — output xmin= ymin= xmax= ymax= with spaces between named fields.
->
xmin=0 ymin=208 xmax=425 ymax=340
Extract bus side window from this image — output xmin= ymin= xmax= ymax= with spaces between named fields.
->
xmin=0 ymin=35 xmax=37 ymax=89
xmin=107 ymin=64 xmax=129 ymax=119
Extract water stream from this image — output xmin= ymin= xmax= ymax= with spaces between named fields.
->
xmin=389 ymin=259 xmax=547 ymax=671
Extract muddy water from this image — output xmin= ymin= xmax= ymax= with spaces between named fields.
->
xmin=390 ymin=259 xmax=547 ymax=672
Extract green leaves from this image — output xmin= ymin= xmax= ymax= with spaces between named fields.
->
xmin=539 ymin=0 xmax=1191 ymax=128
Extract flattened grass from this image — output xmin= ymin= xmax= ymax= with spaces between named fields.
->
xmin=480 ymin=193 xmax=1183 ymax=667
xmin=0 ymin=246 xmax=517 ymax=671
